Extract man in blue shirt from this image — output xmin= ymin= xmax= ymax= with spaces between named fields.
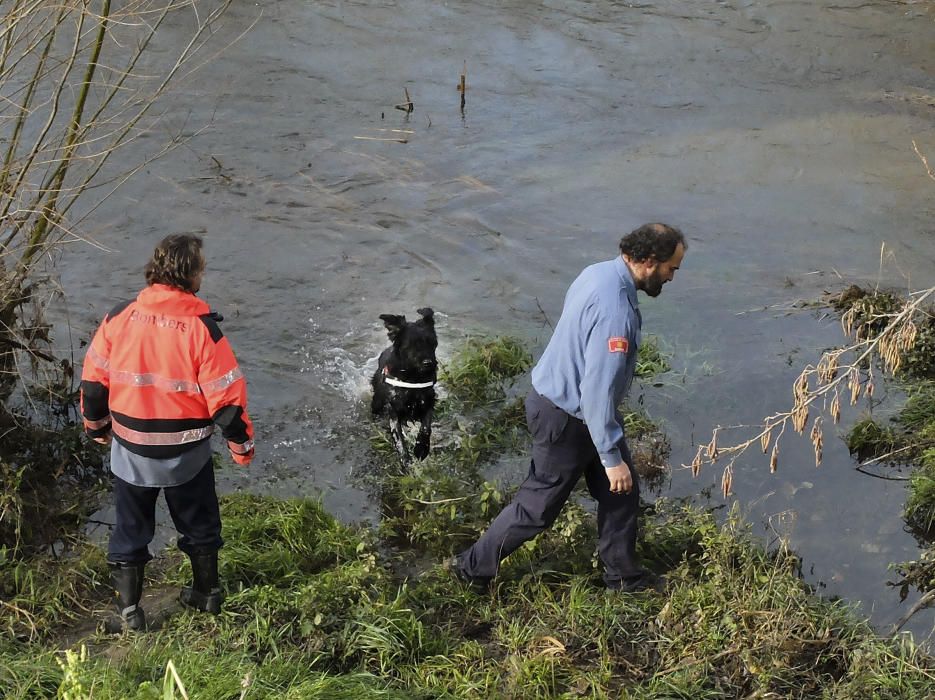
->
xmin=453 ymin=223 xmax=686 ymax=592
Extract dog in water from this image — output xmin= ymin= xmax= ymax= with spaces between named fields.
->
xmin=371 ymin=307 xmax=438 ymax=463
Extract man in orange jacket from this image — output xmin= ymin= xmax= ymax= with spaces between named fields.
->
xmin=81 ymin=234 xmax=255 ymax=631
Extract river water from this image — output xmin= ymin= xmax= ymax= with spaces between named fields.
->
xmin=57 ymin=0 xmax=935 ymax=642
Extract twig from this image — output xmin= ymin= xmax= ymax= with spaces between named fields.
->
xmin=854 ymin=465 xmax=910 ymax=481
xmin=458 ymin=60 xmax=466 ymax=111
xmin=394 ymin=87 xmax=414 ymax=113
xmin=534 ymin=297 xmax=554 ymax=330
xmin=352 ymin=136 xmax=408 ymax=144
xmin=209 ymin=155 xmax=231 ymax=182
xmin=656 ymin=645 xmax=741 ymax=676
xmin=858 ymin=443 xmax=925 ymax=467
xmin=408 ymin=496 xmax=468 ymax=505
xmin=912 ymin=139 xmax=935 ymax=182
xmin=891 ymin=589 xmax=935 ymax=634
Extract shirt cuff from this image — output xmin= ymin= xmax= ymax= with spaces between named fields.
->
xmin=600 ymin=448 xmax=624 ymax=469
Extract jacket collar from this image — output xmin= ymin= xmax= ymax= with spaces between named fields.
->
xmin=136 ymin=284 xmax=210 ymax=315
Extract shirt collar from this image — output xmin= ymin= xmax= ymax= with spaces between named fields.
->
xmin=614 ymin=255 xmax=640 ymax=313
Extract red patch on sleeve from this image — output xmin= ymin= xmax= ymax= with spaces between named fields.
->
xmin=608 ymin=337 xmax=629 ymax=353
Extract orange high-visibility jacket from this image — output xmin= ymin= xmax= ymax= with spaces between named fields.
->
xmin=80 ymin=284 xmax=254 ymax=460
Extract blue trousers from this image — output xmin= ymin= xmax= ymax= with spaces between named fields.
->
xmin=459 ymin=390 xmax=642 ymax=587
xmin=108 ymin=459 xmax=223 ymax=564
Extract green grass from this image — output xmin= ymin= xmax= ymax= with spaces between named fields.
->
xmin=906 ymin=461 xmax=935 ymax=536
xmin=0 ymin=540 xmax=109 ymax=643
xmin=897 ymin=383 xmax=935 ymax=435
xmin=845 ymin=417 xmax=897 ymax=462
xmin=636 ymin=334 xmax=672 ymax=378
xmin=864 ymin=383 xmax=935 ymax=539
xmin=4 ymin=499 xmax=935 ymax=698
xmin=439 ymin=336 xmax=532 ymax=408
xmin=4 ymin=333 xmax=935 ymax=698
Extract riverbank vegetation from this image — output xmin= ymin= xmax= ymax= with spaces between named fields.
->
xmin=4 ymin=335 xmax=935 ymax=697
xmin=827 ymin=288 xmax=935 ymax=606
xmin=688 ymin=273 xmax=935 ymax=640
xmin=4 ymin=497 xmax=935 ymax=697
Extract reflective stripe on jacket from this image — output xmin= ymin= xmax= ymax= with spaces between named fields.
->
xmin=80 ymin=284 xmax=254 ymax=459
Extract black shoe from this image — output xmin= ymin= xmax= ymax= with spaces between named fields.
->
xmin=608 ymin=572 xmax=667 ymax=594
xmin=445 ymin=556 xmax=491 ymax=594
xmin=179 ymin=552 xmax=223 ymax=615
xmin=109 ymin=562 xmax=147 ymax=632
xmin=179 ymin=587 xmax=223 ymax=614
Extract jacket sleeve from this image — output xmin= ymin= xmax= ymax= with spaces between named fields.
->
xmin=195 ymin=315 xmax=254 ymax=448
xmin=578 ymin=306 xmax=633 ymax=469
xmin=80 ymin=313 xmax=115 ymax=438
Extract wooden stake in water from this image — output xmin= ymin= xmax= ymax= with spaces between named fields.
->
xmin=395 ymin=87 xmax=414 ymax=113
xmin=458 ymin=61 xmax=466 ymax=111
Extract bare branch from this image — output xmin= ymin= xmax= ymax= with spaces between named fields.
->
xmin=0 ymin=0 xmax=239 ymax=405
xmin=687 ymin=285 xmax=935 ymax=486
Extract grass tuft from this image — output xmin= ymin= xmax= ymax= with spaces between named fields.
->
xmin=906 ymin=461 xmax=935 ymax=536
xmin=440 ymin=336 xmax=532 ymax=408
xmin=845 ymin=417 xmax=897 ymax=462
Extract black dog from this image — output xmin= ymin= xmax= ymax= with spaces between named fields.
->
xmin=371 ymin=308 xmax=438 ymax=462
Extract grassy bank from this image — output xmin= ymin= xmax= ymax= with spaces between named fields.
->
xmin=3 ymin=495 xmax=934 ymax=698
xmin=2 ymin=335 xmax=934 ymax=698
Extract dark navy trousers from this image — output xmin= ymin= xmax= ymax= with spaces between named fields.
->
xmin=108 ymin=459 xmax=223 ymax=564
xmin=459 ymin=389 xmax=642 ymax=587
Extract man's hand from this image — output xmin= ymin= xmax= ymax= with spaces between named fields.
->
xmin=228 ymin=440 xmax=254 ymax=467
xmin=92 ymin=433 xmax=112 ymax=446
xmin=605 ymin=462 xmax=633 ymax=495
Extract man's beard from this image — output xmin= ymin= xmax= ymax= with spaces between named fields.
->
xmin=643 ymin=272 xmax=664 ymax=297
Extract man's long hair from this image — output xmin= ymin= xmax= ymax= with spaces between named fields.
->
xmin=619 ymin=223 xmax=686 ymax=263
xmin=144 ymin=234 xmax=204 ymax=292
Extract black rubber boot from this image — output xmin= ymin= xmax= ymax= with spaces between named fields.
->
xmin=110 ymin=562 xmax=146 ymax=631
xmin=179 ymin=551 xmax=223 ymax=614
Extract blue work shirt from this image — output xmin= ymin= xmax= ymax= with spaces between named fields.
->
xmin=531 ymin=255 xmax=641 ymax=469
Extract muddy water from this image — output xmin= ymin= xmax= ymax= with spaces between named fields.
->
xmin=61 ymin=1 xmax=935 ymax=641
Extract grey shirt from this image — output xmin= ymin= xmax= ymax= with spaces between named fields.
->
xmin=110 ymin=438 xmax=213 ymax=488
xmin=531 ymin=255 xmax=641 ymax=469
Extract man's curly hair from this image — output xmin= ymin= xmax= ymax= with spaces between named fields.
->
xmin=619 ymin=223 xmax=686 ymax=263
xmin=144 ymin=234 xmax=205 ymax=292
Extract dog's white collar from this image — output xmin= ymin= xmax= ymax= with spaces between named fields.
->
xmin=383 ymin=367 xmax=436 ymax=389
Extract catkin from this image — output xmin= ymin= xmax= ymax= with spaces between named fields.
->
xmin=691 ymin=448 xmax=702 ymax=478
xmin=707 ymin=431 xmax=718 ymax=462
xmin=810 ymin=417 xmax=823 ymax=467
xmin=830 ymin=390 xmax=841 ymax=424
xmin=760 ymin=429 xmax=771 ymax=454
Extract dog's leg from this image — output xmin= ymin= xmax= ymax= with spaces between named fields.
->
xmin=413 ymin=408 xmax=433 ymax=461
xmin=371 ymin=374 xmax=388 ymax=416
xmin=391 ymin=418 xmax=411 ymax=464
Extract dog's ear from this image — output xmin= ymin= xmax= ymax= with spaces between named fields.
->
xmin=379 ymin=314 xmax=406 ymax=341
xmin=416 ymin=307 xmax=434 ymax=326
